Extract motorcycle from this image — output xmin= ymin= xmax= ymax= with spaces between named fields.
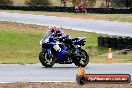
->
xmin=39 ymin=35 xmax=89 ymax=67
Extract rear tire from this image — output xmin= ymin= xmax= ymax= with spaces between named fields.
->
xmin=74 ymin=49 xmax=89 ymax=67
xmin=39 ymin=51 xmax=55 ymax=67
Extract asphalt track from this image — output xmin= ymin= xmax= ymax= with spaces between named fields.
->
xmin=0 ymin=64 xmax=132 ymax=83
xmin=0 ymin=12 xmax=132 ymax=37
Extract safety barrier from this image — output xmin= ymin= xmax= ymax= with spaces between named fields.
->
xmin=0 ymin=5 xmax=132 ymax=14
xmin=98 ymin=36 xmax=132 ymax=49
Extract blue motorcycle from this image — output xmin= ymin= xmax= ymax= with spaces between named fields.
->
xmin=39 ymin=35 xmax=89 ymax=67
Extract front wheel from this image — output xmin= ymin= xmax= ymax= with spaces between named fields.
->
xmin=39 ymin=50 xmax=55 ymax=67
xmin=73 ymin=49 xmax=89 ymax=67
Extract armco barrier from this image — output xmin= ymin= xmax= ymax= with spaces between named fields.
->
xmin=0 ymin=5 xmax=132 ymax=14
xmin=98 ymin=36 xmax=132 ymax=50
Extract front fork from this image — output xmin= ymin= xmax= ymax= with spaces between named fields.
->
xmin=42 ymin=48 xmax=51 ymax=57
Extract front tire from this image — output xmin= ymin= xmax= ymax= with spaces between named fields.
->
xmin=39 ymin=51 xmax=55 ymax=67
xmin=74 ymin=49 xmax=89 ymax=67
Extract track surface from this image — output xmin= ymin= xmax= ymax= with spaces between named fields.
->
xmin=0 ymin=64 xmax=132 ymax=83
xmin=0 ymin=12 xmax=132 ymax=36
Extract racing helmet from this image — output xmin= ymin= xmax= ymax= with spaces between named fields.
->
xmin=54 ymin=29 xmax=62 ymax=37
xmin=48 ymin=25 xmax=58 ymax=33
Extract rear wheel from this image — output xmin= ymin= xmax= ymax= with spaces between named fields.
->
xmin=39 ymin=51 xmax=55 ymax=67
xmin=73 ymin=49 xmax=89 ymax=67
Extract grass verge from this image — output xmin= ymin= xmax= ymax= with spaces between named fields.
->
xmin=0 ymin=21 xmax=132 ymax=64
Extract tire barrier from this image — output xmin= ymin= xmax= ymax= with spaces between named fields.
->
xmin=0 ymin=5 xmax=75 ymax=12
xmin=98 ymin=36 xmax=132 ymax=49
xmin=0 ymin=5 xmax=132 ymax=14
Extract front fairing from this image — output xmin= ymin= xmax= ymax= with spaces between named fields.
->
xmin=40 ymin=32 xmax=54 ymax=45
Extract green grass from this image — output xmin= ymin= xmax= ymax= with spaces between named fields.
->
xmin=0 ymin=28 xmax=42 ymax=64
xmin=0 ymin=10 xmax=132 ymax=23
xmin=103 ymin=14 xmax=132 ymax=22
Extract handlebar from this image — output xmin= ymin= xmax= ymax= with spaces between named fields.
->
xmin=51 ymin=35 xmax=69 ymax=41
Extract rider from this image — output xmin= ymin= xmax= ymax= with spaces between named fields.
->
xmin=41 ymin=25 xmax=65 ymax=43
xmin=48 ymin=25 xmax=66 ymax=38
xmin=47 ymin=25 xmax=76 ymax=55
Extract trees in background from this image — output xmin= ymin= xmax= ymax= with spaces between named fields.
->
xmin=111 ymin=0 xmax=132 ymax=7
xmin=0 ymin=0 xmax=131 ymax=7
xmin=60 ymin=0 xmax=68 ymax=7
xmin=105 ymin=0 xmax=111 ymax=7
xmin=72 ymin=0 xmax=80 ymax=7
xmin=25 ymin=0 xmax=52 ymax=6
xmin=66 ymin=0 xmax=132 ymax=7
xmin=71 ymin=0 xmax=96 ymax=7
xmin=0 ymin=0 xmax=13 ymax=5
xmin=101 ymin=0 xmax=132 ymax=7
